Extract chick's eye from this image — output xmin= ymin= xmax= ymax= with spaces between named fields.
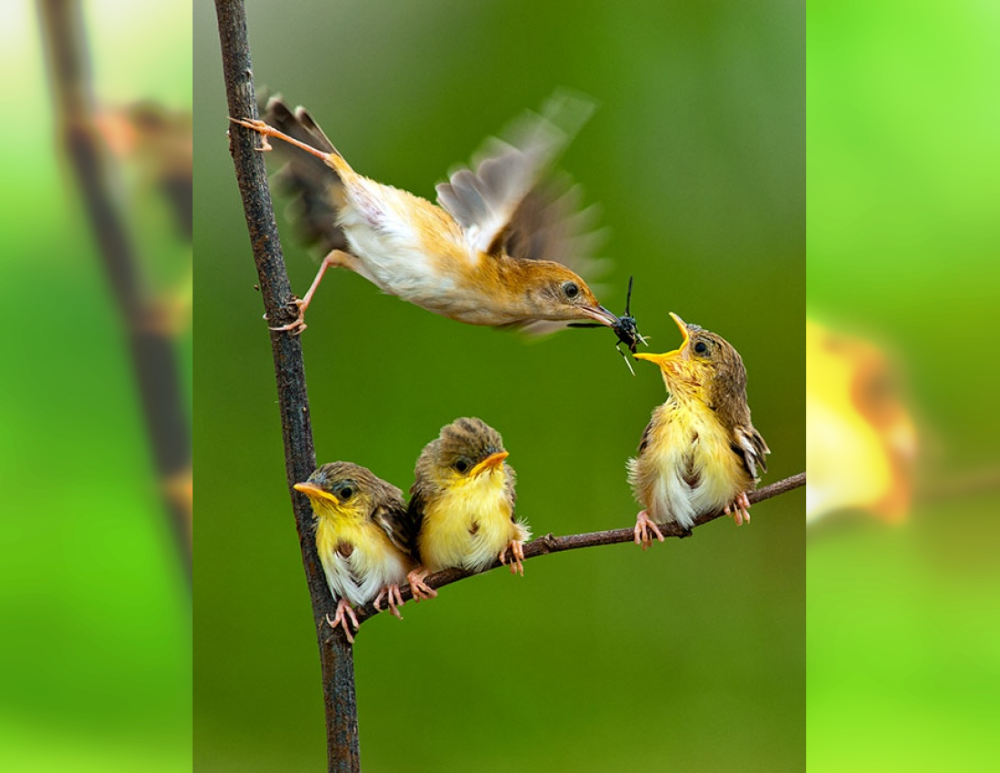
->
xmin=337 ymin=486 xmax=354 ymax=500
xmin=562 ymin=281 xmax=580 ymax=299
xmin=693 ymin=341 xmax=709 ymax=355
xmin=453 ymin=459 xmax=470 ymax=473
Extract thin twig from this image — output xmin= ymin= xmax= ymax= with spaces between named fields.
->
xmin=37 ymin=0 xmax=192 ymax=585
xmin=213 ymin=2 xmax=360 ymax=770
xmin=355 ymin=471 xmax=805 ymax=624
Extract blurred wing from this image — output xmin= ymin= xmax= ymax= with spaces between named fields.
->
xmin=260 ymin=96 xmax=349 ymax=255
xmin=436 ymin=91 xmax=605 ymax=277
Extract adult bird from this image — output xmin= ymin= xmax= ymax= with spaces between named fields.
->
xmin=231 ymin=92 xmax=617 ymax=334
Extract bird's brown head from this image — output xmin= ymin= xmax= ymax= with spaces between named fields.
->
xmin=294 ymin=461 xmax=404 ymax=522
xmin=413 ymin=417 xmax=514 ymax=496
xmin=517 ymin=261 xmax=617 ymax=326
xmin=634 ymin=312 xmax=749 ymax=416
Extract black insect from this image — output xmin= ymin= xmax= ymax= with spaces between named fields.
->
xmin=569 ymin=276 xmax=648 ymax=374
xmin=612 ymin=276 xmax=646 ymax=354
xmin=611 ymin=276 xmax=648 ymax=374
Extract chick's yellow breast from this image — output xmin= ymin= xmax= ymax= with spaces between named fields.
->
xmin=631 ymin=400 xmax=750 ymax=530
xmin=315 ymin=513 xmax=409 ymax=607
xmin=418 ymin=473 xmax=524 ymax=574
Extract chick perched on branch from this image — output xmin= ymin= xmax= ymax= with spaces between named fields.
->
xmin=294 ymin=462 xmax=415 ymax=643
xmin=629 ymin=313 xmax=769 ymax=548
xmin=405 ymin=418 xmax=529 ymax=600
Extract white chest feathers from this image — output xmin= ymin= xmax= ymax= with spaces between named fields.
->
xmin=629 ymin=402 xmax=749 ymax=530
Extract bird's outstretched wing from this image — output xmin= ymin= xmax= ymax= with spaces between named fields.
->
xmin=259 ymin=96 xmax=349 ymax=255
xmin=436 ymin=91 xmax=606 ymax=280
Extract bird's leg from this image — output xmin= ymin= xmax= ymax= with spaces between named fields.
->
xmin=724 ymin=491 xmax=753 ymax=526
xmin=374 ymin=584 xmax=405 ymax=620
xmin=499 ymin=540 xmax=526 ymax=576
xmin=267 ymin=249 xmax=357 ymax=334
xmin=407 ymin=568 xmax=438 ymax=601
xmin=633 ymin=510 xmax=666 ymax=550
xmin=325 ymin=599 xmax=360 ymax=644
xmin=229 ymin=116 xmax=329 ymax=162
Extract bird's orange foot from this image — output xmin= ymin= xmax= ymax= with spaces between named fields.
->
xmin=499 ymin=540 xmax=526 ymax=576
xmin=228 ymin=116 xmax=329 ymax=161
xmin=325 ymin=599 xmax=360 ymax=643
xmin=374 ymin=584 xmax=405 ymax=620
xmin=265 ymin=297 xmax=308 ymax=335
xmin=724 ymin=491 xmax=752 ymax=526
xmin=228 ymin=117 xmax=274 ymax=150
xmin=633 ymin=510 xmax=666 ymax=550
xmin=407 ymin=568 xmax=438 ymax=601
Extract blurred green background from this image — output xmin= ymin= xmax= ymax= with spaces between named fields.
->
xmin=0 ymin=1 xmax=191 ymax=771
xmin=809 ymin=1 xmax=1000 ymax=770
xmin=195 ymin=1 xmax=803 ymax=771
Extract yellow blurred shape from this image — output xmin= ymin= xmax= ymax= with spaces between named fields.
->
xmin=807 ymin=319 xmax=916 ymax=524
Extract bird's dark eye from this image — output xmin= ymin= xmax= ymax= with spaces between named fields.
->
xmin=337 ymin=485 xmax=354 ymax=500
xmin=562 ymin=281 xmax=580 ymax=299
xmin=454 ymin=459 xmax=470 ymax=473
xmin=693 ymin=341 xmax=709 ymax=355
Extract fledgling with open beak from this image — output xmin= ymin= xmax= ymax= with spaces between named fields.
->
xmin=294 ymin=462 xmax=415 ymax=642
xmin=230 ymin=92 xmax=618 ymax=335
xmin=406 ymin=418 xmax=529 ymax=600
xmin=628 ymin=313 xmax=770 ymax=548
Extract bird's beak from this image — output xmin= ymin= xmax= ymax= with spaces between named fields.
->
xmin=293 ymin=481 xmax=339 ymax=504
xmin=634 ymin=312 xmax=690 ymax=367
xmin=668 ymin=312 xmax=691 ymax=350
xmin=581 ymin=305 xmax=618 ymax=327
xmin=633 ymin=350 xmax=681 ymax=368
xmin=470 ymin=450 xmax=509 ymax=477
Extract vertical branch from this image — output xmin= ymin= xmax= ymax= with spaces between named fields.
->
xmin=213 ymin=1 xmax=360 ymax=770
xmin=36 ymin=0 xmax=192 ymax=585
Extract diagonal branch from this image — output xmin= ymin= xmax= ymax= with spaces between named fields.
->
xmin=354 ymin=471 xmax=805 ymax=624
xmin=37 ymin=0 xmax=192 ymax=586
xmin=214 ymin=1 xmax=359 ymax=771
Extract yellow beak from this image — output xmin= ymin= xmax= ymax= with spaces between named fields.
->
xmin=293 ymin=481 xmax=340 ymax=505
xmin=633 ymin=312 xmax=689 ymax=367
xmin=470 ymin=450 xmax=509 ymax=477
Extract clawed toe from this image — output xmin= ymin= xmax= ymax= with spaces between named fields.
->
xmin=407 ymin=569 xmax=438 ymax=601
xmin=499 ymin=541 xmax=526 ymax=576
xmin=633 ymin=510 xmax=665 ymax=550
xmin=374 ymin=584 xmax=405 ymax=620
xmin=325 ymin=599 xmax=360 ymax=644
xmin=725 ymin=492 xmax=752 ymax=526
xmin=266 ymin=298 xmax=308 ymax=335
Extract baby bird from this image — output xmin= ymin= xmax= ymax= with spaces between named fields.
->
xmin=406 ymin=418 xmax=530 ymax=600
xmin=294 ymin=462 xmax=415 ymax=642
xmin=230 ymin=92 xmax=617 ymax=334
xmin=628 ymin=313 xmax=770 ymax=548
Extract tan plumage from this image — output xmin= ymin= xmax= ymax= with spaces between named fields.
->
xmin=232 ymin=93 xmax=617 ymax=334
xmin=405 ymin=418 xmax=530 ymax=599
xmin=294 ymin=462 xmax=415 ymax=642
xmin=628 ymin=313 xmax=769 ymax=548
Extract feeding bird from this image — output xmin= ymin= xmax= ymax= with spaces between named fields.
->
xmin=628 ymin=313 xmax=769 ymax=548
xmin=294 ymin=462 xmax=415 ymax=642
xmin=230 ymin=92 xmax=618 ymax=335
xmin=405 ymin=418 xmax=529 ymax=600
